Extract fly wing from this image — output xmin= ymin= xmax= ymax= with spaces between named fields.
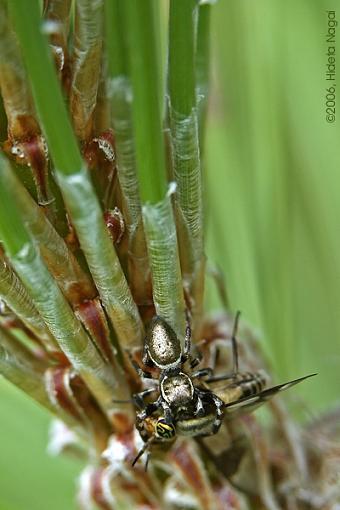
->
xmin=223 ymin=373 xmax=317 ymax=417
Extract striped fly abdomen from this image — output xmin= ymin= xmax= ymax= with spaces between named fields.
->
xmin=211 ymin=370 xmax=268 ymax=405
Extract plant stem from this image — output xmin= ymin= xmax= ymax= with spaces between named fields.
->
xmin=168 ymin=0 xmax=204 ymax=321
xmin=120 ymin=1 xmax=186 ymax=332
xmin=4 ymin=166 xmax=96 ymax=305
xmin=8 ymin=0 xmax=81 ymax=175
xmin=104 ymin=0 xmax=127 ymax=78
xmin=9 ymin=0 xmax=143 ymax=350
xmin=105 ymin=1 xmax=152 ymax=307
xmin=70 ymin=0 xmax=104 ymax=141
xmin=143 ymin=195 xmax=185 ymax=340
xmin=196 ymin=3 xmax=211 ymax=150
xmin=122 ymin=0 xmax=167 ymax=204
xmin=0 ymin=252 xmax=57 ymax=350
xmin=169 ymin=0 xmax=197 ymax=115
xmin=0 ymin=331 xmax=54 ymax=412
xmin=0 ymin=155 xmax=133 ymax=425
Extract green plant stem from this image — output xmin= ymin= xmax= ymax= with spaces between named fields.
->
xmin=2 ymin=168 xmax=119 ymax=363
xmin=8 ymin=0 xmax=82 ymax=174
xmin=0 ymin=1 xmax=38 ymax=137
xmin=105 ymin=1 xmax=152 ymax=306
xmin=104 ymin=0 xmax=127 ymax=78
xmin=0 ymin=252 xmax=57 ymax=350
xmin=108 ymin=75 xmax=152 ymax=306
xmin=0 ymin=328 xmax=91 ymax=437
xmin=143 ymin=195 xmax=185 ymax=340
xmin=0 ymin=156 xmax=133 ymax=424
xmin=0 ymin=324 xmax=47 ymax=372
xmin=122 ymin=0 xmax=167 ymax=204
xmin=119 ymin=1 xmax=186 ymax=330
xmin=70 ymin=0 xmax=104 ymax=140
xmin=168 ymin=0 xmax=204 ymax=321
xmin=169 ymin=0 xmax=197 ymax=115
xmin=0 ymin=2 xmax=56 ymax=212
xmin=0 ymin=331 xmax=54 ymax=412
xmin=4 ymin=166 xmax=96 ymax=305
xmin=196 ymin=3 xmax=211 ymax=150
xmin=8 ymin=0 xmax=143 ymax=350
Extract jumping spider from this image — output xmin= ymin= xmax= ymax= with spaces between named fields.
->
xmin=131 ymin=315 xmax=224 ymax=435
xmin=124 ymin=312 xmax=315 ymax=466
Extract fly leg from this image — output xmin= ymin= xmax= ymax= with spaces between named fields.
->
xmin=132 ymin=436 xmax=156 ymax=467
xmin=207 ymin=266 xmax=241 ymax=377
xmin=205 ymin=310 xmax=241 ymax=383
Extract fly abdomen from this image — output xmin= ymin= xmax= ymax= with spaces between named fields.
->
xmin=211 ymin=370 xmax=269 ymax=404
xmin=238 ymin=371 xmax=267 ymax=398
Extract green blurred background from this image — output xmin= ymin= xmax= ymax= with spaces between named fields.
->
xmin=1 ymin=1 xmax=339 ymax=508
xmin=206 ymin=0 xmax=340 ymax=410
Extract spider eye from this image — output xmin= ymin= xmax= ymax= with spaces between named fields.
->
xmin=156 ymin=419 xmax=176 ymax=439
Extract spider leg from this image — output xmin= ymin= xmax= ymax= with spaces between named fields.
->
xmin=138 ymin=397 xmax=163 ymax=420
xmin=129 ymin=353 xmax=153 ymax=379
xmin=197 ymin=390 xmax=224 ymax=434
xmin=181 ymin=311 xmax=192 ymax=363
xmin=195 ymin=395 xmax=205 ymax=417
xmin=205 ymin=372 xmax=236 ymax=383
xmin=161 ymin=401 xmax=174 ymax=424
xmin=190 ymin=354 xmax=202 ymax=369
xmin=191 ymin=367 xmax=214 ymax=379
xmin=182 ymin=311 xmax=206 ymax=370
xmin=112 ymin=386 xmax=156 ymax=405
xmin=206 ymin=269 xmax=241 ymax=376
xmin=211 ymin=394 xmax=224 ymax=434
xmin=132 ymin=388 xmax=157 ymax=410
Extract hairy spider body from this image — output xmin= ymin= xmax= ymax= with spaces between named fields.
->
xmin=133 ymin=315 xmax=223 ymax=428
